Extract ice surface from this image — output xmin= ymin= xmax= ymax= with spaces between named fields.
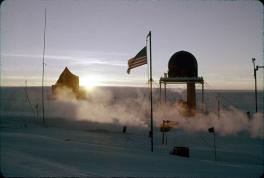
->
xmin=0 ymin=87 xmax=263 ymax=177
xmin=1 ymin=116 xmax=263 ymax=177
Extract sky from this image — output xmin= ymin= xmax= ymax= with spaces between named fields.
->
xmin=0 ymin=0 xmax=263 ymax=90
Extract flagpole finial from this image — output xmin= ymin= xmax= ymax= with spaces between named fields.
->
xmin=148 ymin=31 xmax=151 ymax=37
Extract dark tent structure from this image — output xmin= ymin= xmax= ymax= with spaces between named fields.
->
xmin=52 ymin=67 xmax=85 ymax=99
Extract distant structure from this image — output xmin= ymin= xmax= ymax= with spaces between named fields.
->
xmin=168 ymin=51 xmax=198 ymax=78
xmin=52 ymin=67 xmax=86 ymax=99
xmin=159 ymin=51 xmax=204 ymax=115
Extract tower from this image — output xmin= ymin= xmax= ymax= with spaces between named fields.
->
xmin=168 ymin=51 xmax=198 ymax=110
xmin=159 ymin=51 xmax=204 ymax=115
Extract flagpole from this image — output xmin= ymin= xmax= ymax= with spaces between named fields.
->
xmin=42 ymin=8 xmax=47 ymax=126
xmin=213 ymin=132 xmax=216 ymax=161
xmin=147 ymin=31 xmax=154 ymax=152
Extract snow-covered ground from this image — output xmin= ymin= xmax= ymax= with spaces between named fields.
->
xmin=1 ymin=87 xmax=263 ymax=177
xmin=1 ymin=116 xmax=263 ymax=177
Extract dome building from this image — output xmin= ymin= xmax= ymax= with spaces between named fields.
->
xmin=168 ymin=51 xmax=198 ymax=78
xmin=159 ymin=51 xmax=204 ymax=114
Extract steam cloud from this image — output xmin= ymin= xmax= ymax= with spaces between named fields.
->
xmin=155 ymin=103 xmax=263 ymax=138
xmin=46 ymin=87 xmax=263 ymax=138
xmin=46 ymin=87 xmax=149 ymax=127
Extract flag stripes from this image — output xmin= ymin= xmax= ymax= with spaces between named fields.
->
xmin=127 ymin=47 xmax=147 ymax=74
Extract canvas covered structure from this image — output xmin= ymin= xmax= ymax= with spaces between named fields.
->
xmin=52 ymin=67 xmax=83 ymax=98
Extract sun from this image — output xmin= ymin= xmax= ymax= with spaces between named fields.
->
xmin=80 ymin=75 xmax=102 ymax=90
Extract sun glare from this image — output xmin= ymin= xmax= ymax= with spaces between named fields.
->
xmin=80 ymin=75 xmax=102 ymax=90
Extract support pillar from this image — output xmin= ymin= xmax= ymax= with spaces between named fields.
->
xmin=164 ymin=83 xmax=167 ymax=103
xmin=159 ymin=81 xmax=162 ymax=104
xmin=187 ymin=82 xmax=196 ymax=110
xmin=202 ymin=82 xmax=204 ymax=112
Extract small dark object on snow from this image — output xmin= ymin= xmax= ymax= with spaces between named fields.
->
xmin=148 ymin=130 xmax=153 ymax=138
xmin=246 ymin=111 xmax=251 ymax=120
xmin=122 ymin=126 xmax=127 ymax=133
xmin=170 ymin=146 xmax=189 ymax=157
xmin=208 ymin=127 xmax=215 ymax=133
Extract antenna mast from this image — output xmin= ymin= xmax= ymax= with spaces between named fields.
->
xmin=41 ymin=8 xmax=47 ymax=125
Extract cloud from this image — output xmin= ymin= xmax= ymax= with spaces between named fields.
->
xmin=2 ymin=52 xmax=127 ymax=67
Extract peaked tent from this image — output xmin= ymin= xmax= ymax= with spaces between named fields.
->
xmin=52 ymin=67 xmax=80 ymax=97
